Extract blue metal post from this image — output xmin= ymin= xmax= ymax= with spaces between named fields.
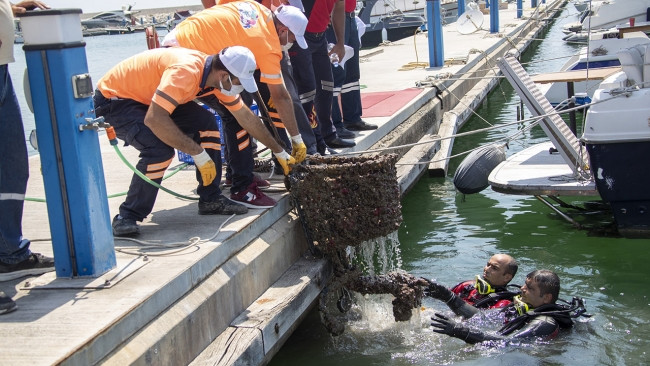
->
xmin=486 ymin=0 xmax=489 ymax=8
xmin=490 ymin=0 xmax=499 ymax=33
xmin=517 ymin=0 xmax=523 ymax=18
xmin=426 ymin=0 xmax=444 ymax=67
xmin=531 ymin=0 xmax=537 ymax=8
xmin=457 ymin=0 xmax=465 ymax=17
xmin=21 ymin=9 xmax=116 ymax=278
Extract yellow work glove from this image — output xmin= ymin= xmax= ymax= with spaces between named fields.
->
xmin=290 ymin=134 xmax=307 ymax=164
xmin=274 ymin=150 xmax=296 ymax=175
xmin=191 ymin=150 xmax=217 ymax=186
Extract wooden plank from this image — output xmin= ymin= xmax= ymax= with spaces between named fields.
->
xmin=530 ymin=66 xmax=621 ymax=84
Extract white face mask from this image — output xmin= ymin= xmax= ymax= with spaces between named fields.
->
xmin=281 ymin=30 xmax=293 ymax=52
xmin=219 ymin=75 xmax=245 ymax=96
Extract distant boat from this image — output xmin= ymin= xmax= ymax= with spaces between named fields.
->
xmin=562 ymin=0 xmax=650 ymax=34
xmin=357 ymin=0 xmax=460 ymax=48
xmin=13 ymin=19 xmax=23 ymax=44
xmin=166 ymin=10 xmax=193 ymax=31
xmin=81 ymin=5 xmax=139 ymax=29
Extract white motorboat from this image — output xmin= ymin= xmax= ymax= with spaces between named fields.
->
xmin=357 ymin=0 xmax=461 ymax=47
xmin=539 ymin=29 xmax=650 ymax=106
xmin=582 ymin=43 xmax=650 ymax=237
xmin=562 ymin=0 xmax=650 ymax=34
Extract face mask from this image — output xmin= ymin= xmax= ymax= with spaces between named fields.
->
xmin=512 ymin=295 xmax=531 ymax=316
xmin=219 ymin=75 xmax=245 ymax=96
xmin=475 ymin=275 xmax=495 ymax=295
xmin=281 ymin=30 xmax=293 ymax=52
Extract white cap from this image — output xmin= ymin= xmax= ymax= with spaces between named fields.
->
xmin=219 ymin=46 xmax=258 ymax=93
xmin=274 ymin=5 xmax=308 ymax=49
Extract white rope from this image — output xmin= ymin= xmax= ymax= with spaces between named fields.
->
xmin=114 ymin=214 xmax=236 ymax=256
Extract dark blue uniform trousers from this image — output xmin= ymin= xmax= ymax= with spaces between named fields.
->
xmin=94 ymin=91 xmax=222 ymax=221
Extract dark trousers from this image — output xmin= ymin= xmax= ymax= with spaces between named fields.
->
xmin=94 ymin=91 xmax=222 ymax=221
xmin=257 ymin=53 xmax=318 ymax=155
xmin=326 ymin=15 xmax=363 ymax=125
xmin=288 ymin=32 xmax=336 ymax=154
xmin=200 ymin=93 xmax=255 ymax=194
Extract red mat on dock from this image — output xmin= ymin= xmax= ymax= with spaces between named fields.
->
xmin=360 ymin=88 xmax=424 ymax=117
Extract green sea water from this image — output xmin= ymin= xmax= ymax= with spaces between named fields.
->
xmin=270 ymin=4 xmax=650 ymax=366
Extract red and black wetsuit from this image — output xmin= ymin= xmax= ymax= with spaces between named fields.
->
xmin=451 ymin=280 xmax=518 ymax=309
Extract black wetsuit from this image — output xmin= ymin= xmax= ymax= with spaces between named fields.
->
xmin=433 ymin=303 xmax=578 ymax=344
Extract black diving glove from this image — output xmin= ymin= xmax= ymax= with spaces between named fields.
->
xmin=425 ymin=281 xmax=454 ymax=302
xmin=431 ymin=313 xmax=485 ymax=344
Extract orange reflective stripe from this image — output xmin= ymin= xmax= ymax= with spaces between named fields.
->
xmin=221 ymin=96 xmax=240 ymax=107
xmin=201 ymin=142 xmax=221 ymax=150
xmin=238 ymin=138 xmax=250 ymax=151
xmin=236 ymin=129 xmax=248 ymax=139
xmin=268 ymin=111 xmax=280 ymax=119
xmin=147 ymin=157 xmax=173 ymax=172
xmin=146 ymin=171 xmax=165 ymax=180
xmin=199 ymin=130 xmax=220 ymax=138
xmin=273 ymin=121 xmax=286 ymax=129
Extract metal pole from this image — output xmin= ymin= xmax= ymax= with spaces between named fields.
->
xmin=490 ymin=0 xmax=499 ymax=33
xmin=517 ymin=0 xmax=523 ymax=18
xmin=567 ymin=82 xmax=577 ymax=136
xmin=531 ymin=0 xmax=537 ymax=8
xmin=457 ymin=0 xmax=465 ymax=17
xmin=427 ymin=0 xmax=444 ymax=67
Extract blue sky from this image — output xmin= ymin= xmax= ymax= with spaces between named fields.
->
xmin=43 ymin=1 xmax=201 ymax=14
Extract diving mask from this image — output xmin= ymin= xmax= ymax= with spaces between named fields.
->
xmin=475 ymin=275 xmax=495 ymax=295
xmin=513 ymin=295 xmax=531 ymax=316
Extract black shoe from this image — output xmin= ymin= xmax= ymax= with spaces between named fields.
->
xmin=0 ymin=253 xmax=55 ymax=282
xmin=344 ymin=120 xmax=378 ymax=131
xmin=325 ymin=136 xmax=356 ymax=148
xmin=199 ymin=194 xmax=248 ymax=215
xmin=0 ymin=291 xmax=17 ymax=315
xmin=112 ymin=214 xmax=140 ymax=236
xmin=335 ymin=126 xmax=355 ymax=139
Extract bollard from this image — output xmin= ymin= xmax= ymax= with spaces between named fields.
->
xmin=457 ymin=0 xmax=465 ymax=17
xmin=517 ymin=0 xmax=523 ymax=18
xmin=20 ymin=9 xmax=116 ymax=278
xmin=426 ymin=0 xmax=444 ymax=67
xmin=531 ymin=0 xmax=537 ymax=8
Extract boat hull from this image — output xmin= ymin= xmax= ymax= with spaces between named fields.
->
xmin=586 ymin=142 xmax=650 ymax=237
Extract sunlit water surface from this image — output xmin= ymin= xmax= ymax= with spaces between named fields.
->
xmin=270 ymin=5 xmax=650 ymax=366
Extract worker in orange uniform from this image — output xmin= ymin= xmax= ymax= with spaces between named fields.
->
xmin=94 ymin=46 xmax=295 ymax=236
xmin=163 ymin=1 xmax=309 ymax=208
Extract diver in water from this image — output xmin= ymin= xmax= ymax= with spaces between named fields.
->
xmin=430 ymin=269 xmax=590 ymax=344
xmin=426 ymin=254 xmax=521 ymax=318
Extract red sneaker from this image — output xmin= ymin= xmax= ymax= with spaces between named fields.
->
xmin=224 ymin=174 xmax=270 ymax=190
xmin=230 ymin=182 xmax=277 ymax=208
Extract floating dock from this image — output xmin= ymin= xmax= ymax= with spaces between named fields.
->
xmin=0 ymin=1 xmax=568 ymax=364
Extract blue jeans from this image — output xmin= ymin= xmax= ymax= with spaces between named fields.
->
xmin=0 ymin=65 xmax=32 ymax=264
xmin=326 ymin=15 xmax=363 ymax=125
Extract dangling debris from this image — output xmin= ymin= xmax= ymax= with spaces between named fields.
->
xmin=348 ymin=271 xmax=431 ymax=321
xmin=453 ymin=144 xmax=506 ymax=194
xmin=289 ymin=154 xmax=411 ymax=335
